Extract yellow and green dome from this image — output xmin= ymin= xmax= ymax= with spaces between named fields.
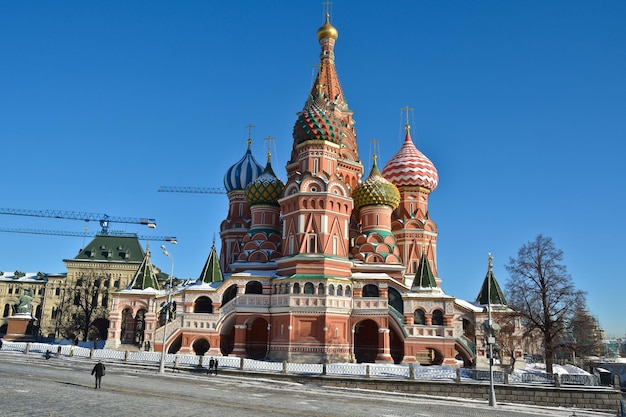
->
xmin=352 ymin=157 xmax=400 ymax=209
xmin=245 ymin=159 xmax=285 ymax=207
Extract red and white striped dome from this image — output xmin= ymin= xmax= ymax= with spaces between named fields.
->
xmin=382 ymin=126 xmax=438 ymax=192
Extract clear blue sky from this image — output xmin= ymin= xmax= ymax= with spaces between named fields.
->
xmin=2 ymin=1 xmax=625 ymax=337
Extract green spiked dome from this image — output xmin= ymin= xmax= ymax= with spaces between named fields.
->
xmin=293 ymin=88 xmax=343 ymax=145
xmin=245 ymin=157 xmax=285 ymax=206
xmin=352 ymin=156 xmax=400 ymax=209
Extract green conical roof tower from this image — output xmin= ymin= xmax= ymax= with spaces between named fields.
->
xmin=127 ymin=251 xmax=160 ymax=290
xmin=411 ymin=248 xmax=437 ymax=290
xmin=198 ymin=238 xmax=223 ymax=284
xmin=476 ymin=253 xmax=508 ymax=306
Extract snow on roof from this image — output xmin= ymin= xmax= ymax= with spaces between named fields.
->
xmin=0 ymin=271 xmax=66 ymax=282
xmin=455 ymin=298 xmax=484 ymax=312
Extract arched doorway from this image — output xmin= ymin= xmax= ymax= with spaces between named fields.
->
xmin=92 ymin=318 xmax=110 ymax=341
xmin=354 ymin=319 xmax=379 ymax=363
xmin=246 ymin=317 xmax=269 ymax=360
xmin=219 ymin=315 xmax=236 ymax=356
xmin=120 ymin=308 xmax=134 ymax=343
xmin=133 ymin=310 xmax=146 ymax=344
xmin=193 ymin=338 xmax=210 ymax=355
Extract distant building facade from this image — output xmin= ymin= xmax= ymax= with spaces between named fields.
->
xmin=1 ymin=234 xmax=151 ymax=341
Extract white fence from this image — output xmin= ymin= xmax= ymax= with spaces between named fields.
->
xmin=0 ymin=341 xmax=600 ymax=387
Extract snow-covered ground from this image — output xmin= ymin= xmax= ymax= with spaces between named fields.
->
xmin=521 ymin=362 xmax=591 ymax=375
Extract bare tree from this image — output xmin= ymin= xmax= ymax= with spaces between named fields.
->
xmin=505 ymin=234 xmax=586 ymax=374
xmin=569 ymin=306 xmax=601 ymax=359
xmin=57 ymin=270 xmax=110 ymax=342
xmin=492 ymin=313 xmax=521 ymax=372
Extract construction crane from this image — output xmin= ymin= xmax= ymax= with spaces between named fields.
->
xmin=157 ymin=186 xmax=226 ymax=194
xmin=0 ymin=227 xmax=177 ymax=243
xmin=0 ymin=208 xmax=157 ymax=234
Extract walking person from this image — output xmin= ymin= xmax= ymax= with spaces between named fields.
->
xmin=213 ymin=358 xmax=218 ymax=376
xmin=208 ymin=357 xmax=215 ymax=375
xmin=91 ymin=360 xmax=106 ymax=389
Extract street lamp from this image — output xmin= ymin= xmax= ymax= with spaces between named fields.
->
xmin=159 ymin=245 xmax=174 ymax=374
xmin=487 ymin=253 xmax=497 ymax=407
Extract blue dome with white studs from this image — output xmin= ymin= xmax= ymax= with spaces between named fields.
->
xmin=223 ymin=140 xmax=264 ymax=193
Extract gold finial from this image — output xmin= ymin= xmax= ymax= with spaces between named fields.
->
xmin=369 ymin=138 xmax=380 ymax=168
xmin=323 ymin=1 xmax=333 ymax=20
xmin=401 ymin=106 xmax=414 ymax=132
xmin=264 ymin=136 xmax=276 ymax=161
xmin=317 ymin=2 xmax=338 ymax=41
xmin=317 ymin=83 xmax=324 ymax=96
xmin=245 ymin=124 xmax=255 ymax=149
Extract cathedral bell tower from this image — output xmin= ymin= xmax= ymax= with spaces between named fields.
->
xmin=277 ymin=13 xmax=363 ymax=278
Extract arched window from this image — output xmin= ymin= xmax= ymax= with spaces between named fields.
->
xmin=414 ymin=309 xmax=426 ymax=325
xmin=55 ymin=287 xmax=61 ymax=296
xmin=362 ymin=284 xmax=379 ymax=298
xmin=221 ymin=285 xmax=238 ymax=306
xmin=345 ymin=286 xmax=351 ymax=297
xmin=194 ymin=296 xmax=213 ymax=313
xmin=337 ymin=285 xmax=343 ymax=296
xmin=245 ymin=281 xmax=263 ymax=294
xmin=328 ymin=284 xmax=335 ymax=296
xmin=388 ymin=287 xmax=403 ymax=314
xmin=293 ymin=283 xmax=301 ymax=294
xmin=3 ymin=303 xmax=10 ymax=317
xmin=304 ymin=282 xmax=315 ymax=294
xmin=432 ymin=309 xmax=444 ymax=326
xmin=318 ymin=283 xmax=325 ymax=295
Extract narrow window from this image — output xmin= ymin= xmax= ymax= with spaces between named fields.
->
xmin=308 ymin=234 xmax=317 ymax=253
xmin=414 ymin=309 xmax=426 ymax=325
xmin=432 ymin=310 xmax=444 ymax=326
xmin=289 ymin=235 xmax=295 ymax=254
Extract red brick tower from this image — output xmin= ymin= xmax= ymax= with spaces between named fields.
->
xmin=382 ymin=123 xmax=440 ymax=282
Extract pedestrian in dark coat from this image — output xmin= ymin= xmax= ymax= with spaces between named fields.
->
xmin=208 ymin=357 xmax=215 ymax=375
xmin=213 ymin=358 xmax=218 ymax=375
xmin=91 ymin=360 xmax=106 ymax=389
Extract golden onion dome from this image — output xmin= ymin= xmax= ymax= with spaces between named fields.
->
xmin=352 ymin=157 xmax=400 ymax=210
xmin=317 ymin=13 xmax=338 ymax=41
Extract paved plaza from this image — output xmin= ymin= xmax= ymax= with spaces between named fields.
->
xmin=0 ymin=352 xmax=617 ymax=417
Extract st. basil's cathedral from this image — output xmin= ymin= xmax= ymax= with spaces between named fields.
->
xmin=105 ymin=13 xmax=525 ymax=369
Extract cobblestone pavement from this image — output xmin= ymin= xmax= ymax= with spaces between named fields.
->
xmin=0 ymin=353 xmax=616 ymax=417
